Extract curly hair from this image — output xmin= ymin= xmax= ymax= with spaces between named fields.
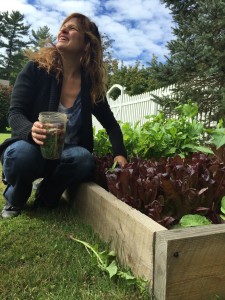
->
xmin=26 ymin=13 xmax=107 ymax=104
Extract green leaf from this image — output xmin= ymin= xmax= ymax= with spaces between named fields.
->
xmin=105 ymin=161 xmax=118 ymax=174
xmin=117 ymin=271 xmax=135 ymax=281
xmin=105 ymin=260 xmax=118 ymax=278
xmin=123 ymin=134 xmax=130 ymax=141
xmin=220 ymin=214 xmax=225 ymax=221
xmin=108 ymin=250 xmax=116 ymax=257
xmin=179 ymin=214 xmax=212 ymax=228
xmin=181 ymin=144 xmax=213 ymax=154
xmin=221 ymin=196 xmax=225 ymax=215
xmin=70 ymin=237 xmax=104 ymax=265
xmin=181 ymin=143 xmax=196 ymax=149
xmin=193 ymin=145 xmax=213 ymax=154
xmin=165 ymin=147 xmax=177 ymax=154
xmin=182 ymin=103 xmax=198 ymax=118
xmin=211 ymin=129 xmax=225 ymax=149
xmin=134 ymin=120 xmax=140 ymax=129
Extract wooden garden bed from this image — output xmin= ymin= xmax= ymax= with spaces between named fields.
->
xmin=65 ymin=182 xmax=225 ymax=300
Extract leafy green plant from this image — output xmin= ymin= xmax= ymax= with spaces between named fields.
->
xmin=69 ymin=236 xmax=149 ymax=295
xmin=105 ymin=160 xmax=118 ymax=173
xmin=206 ymin=123 xmax=225 ymax=164
xmin=176 ymin=101 xmax=198 ymax=119
xmin=179 ymin=214 xmax=212 ymax=228
xmin=93 ymin=102 xmax=212 ymax=160
xmin=5 ymin=127 xmax=12 ymax=132
xmin=120 ymin=121 xmax=140 ymax=157
xmin=220 ymin=196 xmax=225 ymax=221
xmin=138 ymin=102 xmax=212 ymax=159
xmin=93 ymin=127 xmax=112 ymax=156
xmin=208 ymin=127 xmax=225 ymax=150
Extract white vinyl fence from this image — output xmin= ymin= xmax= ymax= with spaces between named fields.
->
xmin=92 ymin=84 xmax=175 ymax=131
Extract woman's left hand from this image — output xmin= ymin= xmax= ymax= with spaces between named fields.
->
xmin=114 ymin=155 xmax=128 ymax=168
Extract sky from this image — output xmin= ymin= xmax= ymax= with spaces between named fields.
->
xmin=0 ymin=0 xmax=174 ymax=66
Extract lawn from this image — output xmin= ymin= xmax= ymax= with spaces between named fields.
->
xmin=0 ymin=133 xmax=10 ymax=144
xmin=0 ymin=133 xmax=151 ymax=300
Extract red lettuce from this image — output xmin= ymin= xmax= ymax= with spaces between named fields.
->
xmin=94 ymin=153 xmax=225 ymax=228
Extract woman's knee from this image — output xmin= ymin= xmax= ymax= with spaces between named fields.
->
xmin=3 ymin=140 xmax=45 ymax=179
xmin=62 ymin=146 xmax=96 ymax=174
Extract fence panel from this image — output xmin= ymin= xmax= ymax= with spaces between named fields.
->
xmin=92 ymin=84 xmax=175 ymax=131
xmin=92 ymin=84 xmax=217 ymax=131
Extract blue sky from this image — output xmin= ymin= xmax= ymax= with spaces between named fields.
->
xmin=0 ymin=0 xmax=174 ymax=65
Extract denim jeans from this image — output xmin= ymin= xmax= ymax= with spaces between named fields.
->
xmin=2 ymin=140 xmax=96 ymax=208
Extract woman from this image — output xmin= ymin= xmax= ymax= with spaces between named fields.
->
xmin=0 ymin=13 xmax=127 ymax=218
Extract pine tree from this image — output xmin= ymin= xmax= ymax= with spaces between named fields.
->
xmin=101 ymin=33 xmax=114 ymax=64
xmin=0 ymin=13 xmax=5 ymax=37
xmin=150 ymin=0 xmax=225 ymax=124
xmin=30 ymin=25 xmax=56 ymax=50
xmin=0 ymin=11 xmax=30 ymax=83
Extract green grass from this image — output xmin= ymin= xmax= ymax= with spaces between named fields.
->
xmin=0 ymin=134 xmax=151 ymax=300
xmin=0 ymin=133 xmax=10 ymax=143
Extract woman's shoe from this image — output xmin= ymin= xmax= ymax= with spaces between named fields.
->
xmin=1 ymin=204 xmax=21 ymax=218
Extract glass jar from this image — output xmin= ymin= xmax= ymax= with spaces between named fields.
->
xmin=38 ymin=112 xmax=67 ymax=160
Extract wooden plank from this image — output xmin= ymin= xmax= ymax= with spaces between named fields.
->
xmin=66 ymin=182 xmax=166 ymax=280
xmin=154 ymin=225 xmax=225 ymax=300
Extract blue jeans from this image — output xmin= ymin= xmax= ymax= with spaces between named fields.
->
xmin=2 ymin=140 xmax=96 ymax=208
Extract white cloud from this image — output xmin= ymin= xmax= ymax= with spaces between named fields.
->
xmin=96 ymin=0 xmax=172 ymax=63
xmin=36 ymin=0 xmax=101 ymax=18
xmin=0 ymin=0 xmax=28 ymax=12
xmin=104 ymin=0 xmax=171 ymax=21
xmin=0 ymin=0 xmax=173 ymax=65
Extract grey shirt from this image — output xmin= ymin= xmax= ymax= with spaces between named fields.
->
xmin=58 ymin=93 xmax=82 ymax=145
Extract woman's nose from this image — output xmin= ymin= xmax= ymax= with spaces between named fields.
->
xmin=61 ymin=27 xmax=68 ymax=33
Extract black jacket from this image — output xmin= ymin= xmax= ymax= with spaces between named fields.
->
xmin=0 ymin=61 xmax=127 ymax=159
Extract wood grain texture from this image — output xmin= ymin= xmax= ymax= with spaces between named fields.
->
xmin=66 ymin=182 xmax=166 ymax=280
xmin=154 ymin=225 xmax=225 ymax=300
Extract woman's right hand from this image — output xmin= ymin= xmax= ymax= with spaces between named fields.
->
xmin=31 ymin=121 xmax=47 ymax=145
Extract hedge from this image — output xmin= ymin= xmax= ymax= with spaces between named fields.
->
xmin=0 ymin=84 xmax=12 ymax=132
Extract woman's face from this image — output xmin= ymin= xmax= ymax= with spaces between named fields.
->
xmin=56 ymin=17 xmax=85 ymax=55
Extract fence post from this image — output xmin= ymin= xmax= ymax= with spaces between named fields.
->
xmin=107 ymin=84 xmax=126 ymax=122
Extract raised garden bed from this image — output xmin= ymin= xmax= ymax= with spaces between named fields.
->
xmin=66 ymin=182 xmax=225 ymax=300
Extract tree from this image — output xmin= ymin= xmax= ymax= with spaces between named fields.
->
xmin=0 ymin=12 xmax=5 ymax=37
xmin=30 ymin=25 xmax=56 ymax=50
xmin=96 ymin=32 xmax=161 ymax=98
xmin=108 ymin=57 xmax=162 ymax=99
xmin=0 ymin=11 xmax=30 ymax=84
xmin=150 ymin=0 xmax=225 ymax=125
xmin=101 ymin=33 xmax=114 ymax=65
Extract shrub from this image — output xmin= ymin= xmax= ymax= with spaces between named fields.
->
xmin=0 ymin=84 xmax=12 ymax=132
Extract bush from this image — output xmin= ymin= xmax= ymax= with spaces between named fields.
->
xmin=0 ymin=84 xmax=12 ymax=133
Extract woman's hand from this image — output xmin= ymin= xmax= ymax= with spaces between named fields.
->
xmin=114 ymin=155 xmax=127 ymax=168
xmin=31 ymin=121 xmax=47 ymax=145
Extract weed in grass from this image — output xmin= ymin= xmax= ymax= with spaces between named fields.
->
xmin=70 ymin=236 xmax=150 ymax=297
